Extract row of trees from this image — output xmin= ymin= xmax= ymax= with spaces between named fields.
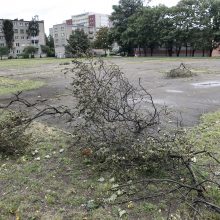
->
xmin=65 ymin=0 xmax=220 ymax=57
xmin=109 ymin=0 xmax=220 ymax=56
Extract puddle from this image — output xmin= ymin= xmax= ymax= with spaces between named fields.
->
xmin=166 ymin=89 xmax=184 ymax=93
xmin=192 ymin=81 xmax=220 ymax=88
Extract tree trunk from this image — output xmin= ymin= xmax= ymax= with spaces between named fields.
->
xmin=144 ymin=46 xmax=147 ymax=56
xmin=192 ymin=49 xmax=195 ymax=57
xmin=209 ymin=49 xmax=213 ymax=57
xmin=150 ymin=47 xmax=153 ymax=57
xmin=202 ymin=49 xmax=205 ymax=57
xmin=176 ymin=47 xmax=181 ymax=57
xmin=168 ymin=47 xmax=173 ymax=57
xmin=185 ymin=44 xmax=188 ymax=57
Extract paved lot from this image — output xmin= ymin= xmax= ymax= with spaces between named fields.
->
xmin=0 ymin=57 xmax=220 ymax=127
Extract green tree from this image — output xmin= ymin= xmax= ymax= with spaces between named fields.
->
xmin=93 ymin=27 xmax=111 ymax=55
xmin=2 ymin=20 xmax=14 ymax=50
xmin=0 ymin=46 xmax=9 ymax=60
xmin=110 ymin=0 xmax=144 ymax=55
xmin=23 ymin=46 xmax=37 ymax=58
xmin=159 ymin=7 xmax=176 ymax=56
xmin=43 ymin=35 xmax=55 ymax=57
xmin=199 ymin=0 xmax=220 ymax=56
xmin=133 ymin=5 xmax=167 ymax=56
xmin=65 ymin=29 xmax=90 ymax=57
xmin=27 ymin=18 xmax=39 ymax=46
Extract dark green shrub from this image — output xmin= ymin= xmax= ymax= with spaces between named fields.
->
xmin=0 ymin=111 xmax=32 ymax=156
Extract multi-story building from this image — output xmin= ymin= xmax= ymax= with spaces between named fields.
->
xmin=50 ymin=12 xmax=111 ymax=58
xmin=49 ymin=21 xmax=73 ymax=58
xmin=0 ymin=17 xmax=45 ymax=57
xmin=72 ymin=13 xmax=110 ymax=41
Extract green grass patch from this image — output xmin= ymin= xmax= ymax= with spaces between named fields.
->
xmin=0 ymin=110 xmax=219 ymax=219
xmin=0 ymin=56 xmax=219 ymax=69
xmin=187 ymin=111 xmax=220 ymax=156
xmin=0 ymin=58 xmax=73 ymax=69
xmin=0 ymin=77 xmax=44 ymax=95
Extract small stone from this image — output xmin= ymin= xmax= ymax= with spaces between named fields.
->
xmin=45 ymin=155 xmax=50 ymax=159
xmin=98 ymin=177 xmax=105 ymax=182
xmin=109 ymin=177 xmax=115 ymax=183
xmin=35 ymin=157 xmax=41 ymax=161
xmin=32 ymin=149 xmax=39 ymax=156
xmin=214 ymin=171 xmax=220 ymax=176
xmin=59 ymin=149 xmax=64 ymax=153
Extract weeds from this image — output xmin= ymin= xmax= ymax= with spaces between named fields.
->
xmin=0 ymin=111 xmax=32 ymax=156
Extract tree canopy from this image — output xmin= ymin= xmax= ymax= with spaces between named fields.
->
xmin=27 ymin=18 xmax=39 ymax=37
xmin=65 ymin=29 xmax=90 ymax=57
xmin=42 ymin=35 xmax=55 ymax=57
xmin=93 ymin=27 xmax=111 ymax=54
xmin=2 ymin=20 xmax=14 ymax=50
xmin=109 ymin=0 xmax=220 ymax=57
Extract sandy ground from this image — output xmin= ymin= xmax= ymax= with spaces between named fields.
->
xmin=0 ymin=57 xmax=220 ymax=128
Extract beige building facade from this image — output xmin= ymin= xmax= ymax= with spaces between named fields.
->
xmin=0 ymin=17 xmax=45 ymax=57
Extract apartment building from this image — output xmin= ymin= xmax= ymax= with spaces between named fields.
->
xmin=0 ymin=17 xmax=45 ymax=57
xmin=72 ymin=13 xmax=110 ymax=40
xmin=49 ymin=22 xmax=73 ymax=58
xmin=50 ymin=12 xmax=111 ymax=58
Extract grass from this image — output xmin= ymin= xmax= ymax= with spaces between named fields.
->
xmin=0 ymin=108 xmax=219 ymax=219
xmin=0 ymin=56 xmax=220 ymax=69
xmin=0 ymin=77 xmax=44 ymax=95
xmin=0 ymin=58 xmax=73 ymax=69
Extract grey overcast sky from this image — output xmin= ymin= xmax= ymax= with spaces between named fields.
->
xmin=0 ymin=0 xmax=179 ymax=34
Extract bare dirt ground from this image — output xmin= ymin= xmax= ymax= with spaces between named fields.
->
xmin=0 ymin=57 xmax=220 ymax=127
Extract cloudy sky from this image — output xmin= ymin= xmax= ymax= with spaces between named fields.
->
xmin=0 ymin=0 xmax=179 ymax=34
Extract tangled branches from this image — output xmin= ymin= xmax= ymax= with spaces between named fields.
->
xmin=166 ymin=63 xmax=195 ymax=78
xmin=67 ymin=59 xmax=171 ymax=168
xmin=1 ymin=58 xmax=219 ymax=216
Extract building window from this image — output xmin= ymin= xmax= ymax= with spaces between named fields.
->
xmin=21 ymin=36 xmax=25 ymax=39
xmin=15 ymin=36 xmax=19 ymax=39
xmin=0 ymin=43 xmax=4 ymax=46
xmin=61 ymin=33 xmax=65 ymax=37
xmin=17 ymin=50 xmax=20 ymax=54
xmin=25 ymin=23 xmax=29 ymax=26
xmin=16 ymin=43 xmax=20 ymax=46
xmin=20 ymin=23 xmax=23 ymax=26
xmin=31 ymin=40 xmax=39 ymax=44
xmin=14 ymin=29 xmax=18 ymax=33
xmin=0 ymin=36 xmax=4 ymax=40
xmin=20 ymin=29 xmax=24 ymax=34
xmin=55 ymin=34 xmax=58 ymax=37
